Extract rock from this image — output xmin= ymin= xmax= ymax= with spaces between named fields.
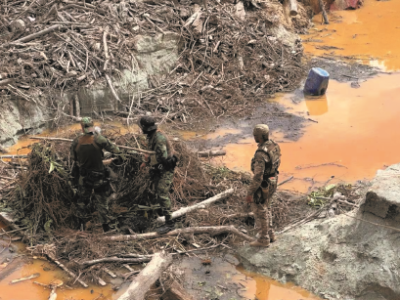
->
xmin=238 ymin=163 xmax=400 ymax=300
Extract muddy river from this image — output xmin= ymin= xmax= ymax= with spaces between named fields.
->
xmin=2 ymin=0 xmax=400 ymax=299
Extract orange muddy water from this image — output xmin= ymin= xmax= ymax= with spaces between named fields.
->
xmin=304 ymin=0 xmax=400 ymax=71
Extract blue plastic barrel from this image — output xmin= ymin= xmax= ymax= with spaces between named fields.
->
xmin=304 ymin=68 xmax=330 ymax=96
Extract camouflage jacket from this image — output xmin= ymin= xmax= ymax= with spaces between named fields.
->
xmin=70 ymin=133 xmax=121 ymax=172
xmin=147 ymin=131 xmax=173 ymax=167
xmin=248 ymin=140 xmax=280 ymax=196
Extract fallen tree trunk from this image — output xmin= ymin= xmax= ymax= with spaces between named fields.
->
xmin=156 ymin=188 xmax=234 ymax=225
xmin=197 ymin=149 xmax=226 ymax=157
xmin=101 ymin=225 xmax=254 ymax=242
xmin=117 ymin=252 xmax=172 ymax=300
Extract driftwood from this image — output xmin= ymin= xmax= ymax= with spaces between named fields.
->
xmin=197 ymin=149 xmax=226 ymax=157
xmin=10 ymin=273 xmax=40 ymax=284
xmin=46 ymin=255 xmax=88 ymax=288
xmin=0 ymin=155 xmax=28 ymax=159
xmin=117 ymin=252 xmax=173 ymax=300
xmin=101 ymin=225 xmax=254 ymax=242
xmin=156 ymin=188 xmax=234 ymax=224
xmin=82 ymin=256 xmax=150 ymax=267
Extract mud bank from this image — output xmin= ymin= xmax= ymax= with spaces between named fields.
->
xmin=238 ymin=163 xmax=400 ymax=300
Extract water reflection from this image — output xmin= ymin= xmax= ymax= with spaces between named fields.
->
xmin=305 ymin=94 xmax=328 ymax=116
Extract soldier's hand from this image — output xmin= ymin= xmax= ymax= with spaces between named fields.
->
xmin=245 ymin=195 xmax=253 ymax=204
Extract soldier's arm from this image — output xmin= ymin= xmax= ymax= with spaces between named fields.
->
xmin=247 ymin=151 xmax=267 ymax=196
xmin=95 ymin=135 xmax=122 ymax=155
xmin=70 ymin=137 xmax=78 ymax=161
xmin=154 ymin=135 xmax=169 ymax=164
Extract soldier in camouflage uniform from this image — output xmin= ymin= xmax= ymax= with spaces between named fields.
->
xmin=139 ymin=116 xmax=178 ymax=234
xmin=70 ymin=117 xmax=123 ymax=231
xmin=245 ymin=124 xmax=281 ymax=247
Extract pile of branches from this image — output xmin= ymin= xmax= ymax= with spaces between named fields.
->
xmin=0 ymin=0 xmax=309 ymax=122
xmin=7 ymin=143 xmax=76 ymax=235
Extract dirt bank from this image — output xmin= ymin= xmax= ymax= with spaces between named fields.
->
xmin=238 ymin=163 xmax=400 ymax=300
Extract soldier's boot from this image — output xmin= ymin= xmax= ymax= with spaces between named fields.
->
xmin=268 ymin=229 xmax=277 ymax=243
xmin=250 ymin=235 xmax=270 ymax=248
xmin=156 ymin=216 xmax=175 ymax=234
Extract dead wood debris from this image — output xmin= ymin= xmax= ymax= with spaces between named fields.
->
xmin=0 ymin=0 xmax=310 ymax=125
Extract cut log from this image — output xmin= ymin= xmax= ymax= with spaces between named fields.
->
xmin=288 ymin=0 xmax=298 ymax=16
xmin=101 ymin=225 xmax=254 ymax=242
xmin=197 ymin=149 xmax=226 ymax=157
xmin=156 ymin=188 xmax=234 ymax=225
xmin=116 ymin=252 xmax=173 ymax=300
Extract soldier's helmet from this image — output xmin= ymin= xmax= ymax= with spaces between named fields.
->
xmin=81 ymin=117 xmax=95 ymax=134
xmin=139 ymin=116 xmax=157 ymax=132
xmin=253 ymin=124 xmax=269 ymax=141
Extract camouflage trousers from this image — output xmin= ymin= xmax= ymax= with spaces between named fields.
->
xmin=252 ymin=176 xmax=278 ymax=242
xmin=152 ymin=170 xmax=174 ymax=220
xmin=77 ymin=175 xmax=111 ymax=225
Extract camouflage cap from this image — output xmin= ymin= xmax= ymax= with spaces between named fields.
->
xmin=80 ymin=117 xmax=94 ymax=134
xmin=253 ymin=124 xmax=269 ymax=140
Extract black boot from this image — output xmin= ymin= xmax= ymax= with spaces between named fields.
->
xmin=156 ymin=216 xmax=175 ymax=234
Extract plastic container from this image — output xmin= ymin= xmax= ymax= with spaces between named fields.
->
xmin=304 ymin=68 xmax=330 ymax=96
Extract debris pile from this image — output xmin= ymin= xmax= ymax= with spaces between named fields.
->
xmin=0 ymin=0 xmax=310 ymax=123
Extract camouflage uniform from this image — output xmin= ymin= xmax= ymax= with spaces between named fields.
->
xmin=248 ymin=138 xmax=281 ymax=244
xmin=147 ymin=131 xmax=175 ymax=220
xmin=70 ymin=119 xmax=122 ymax=225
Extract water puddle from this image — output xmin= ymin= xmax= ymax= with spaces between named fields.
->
xmin=304 ymin=0 xmax=400 ymax=71
xmin=180 ymin=256 xmax=320 ymax=300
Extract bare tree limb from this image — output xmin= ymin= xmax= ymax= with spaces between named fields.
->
xmin=117 ymin=252 xmax=172 ymax=300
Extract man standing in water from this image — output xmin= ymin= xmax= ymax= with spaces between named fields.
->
xmin=246 ymin=124 xmax=281 ymax=247
xmin=70 ymin=117 xmax=123 ymax=232
xmin=139 ymin=116 xmax=178 ymax=234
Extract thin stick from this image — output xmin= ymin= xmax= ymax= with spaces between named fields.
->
xmin=103 ymin=26 xmax=109 ymax=71
xmin=105 ymin=74 xmax=121 ymax=112
xmin=278 ymin=176 xmax=294 ymax=187
xmin=0 ymin=155 xmax=28 ymax=159
xmin=101 ymin=225 xmax=254 ymax=242
xmin=82 ymin=257 xmax=150 ymax=267
xmin=11 ymin=25 xmax=64 ymax=44
xmin=74 ymin=94 xmax=80 ymax=118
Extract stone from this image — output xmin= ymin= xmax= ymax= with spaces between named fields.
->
xmin=238 ymin=163 xmax=400 ymax=300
